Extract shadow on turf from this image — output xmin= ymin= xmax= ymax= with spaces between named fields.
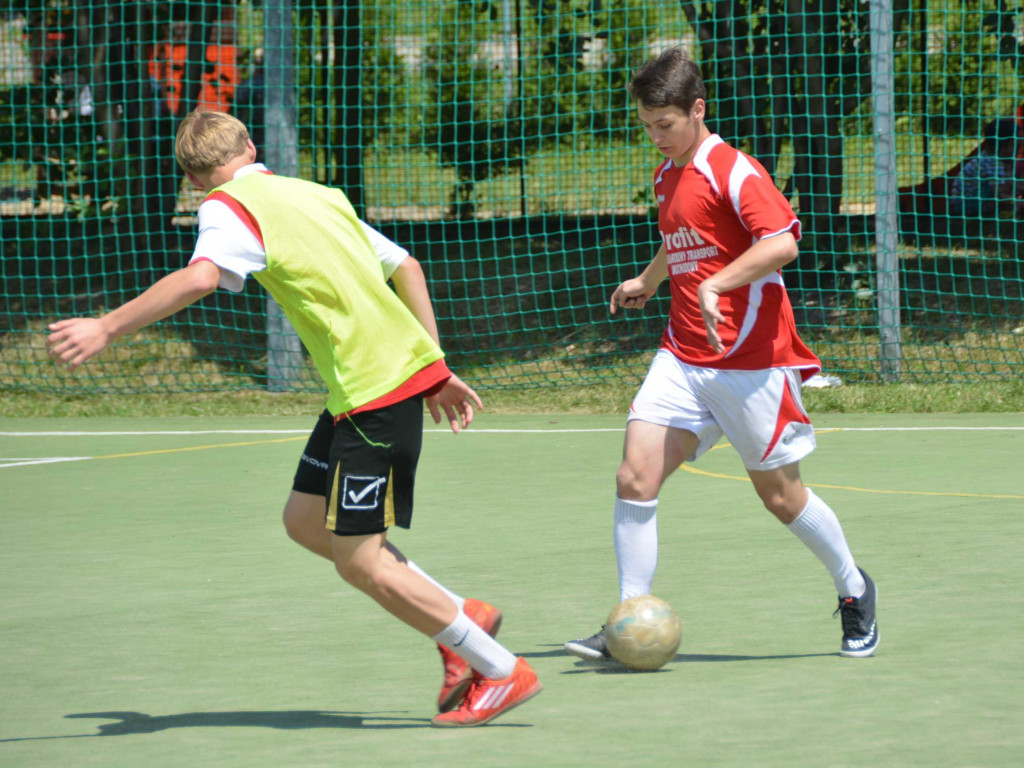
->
xmin=567 ymin=653 xmax=839 ymax=673
xmin=62 ymin=711 xmax=436 ymax=733
xmin=521 ymin=645 xmax=839 ymax=672
xmin=0 ymin=709 xmax=531 ymax=741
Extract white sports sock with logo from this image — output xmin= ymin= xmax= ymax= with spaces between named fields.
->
xmin=406 ymin=559 xmax=465 ymax=610
xmin=432 ymin=610 xmax=517 ymax=679
xmin=786 ymin=489 xmax=866 ymax=598
xmin=614 ymin=496 xmax=659 ymax=602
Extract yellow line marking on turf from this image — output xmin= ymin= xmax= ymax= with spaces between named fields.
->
xmin=91 ymin=435 xmax=307 ymax=461
xmin=0 ymin=436 xmax=307 ymax=469
xmin=6 ymin=426 xmax=1020 ymax=501
xmin=679 ymin=431 xmax=1023 ymax=500
xmin=677 ymin=464 xmax=1024 ymax=499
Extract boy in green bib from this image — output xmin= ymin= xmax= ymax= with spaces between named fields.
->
xmin=47 ymin=108 xmax=541 ymax=727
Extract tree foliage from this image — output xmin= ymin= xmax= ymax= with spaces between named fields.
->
xmin=416 ymin=0 xmax=650 ymax=217
xmin=915 ymin=0 xmax=1023 ymax=135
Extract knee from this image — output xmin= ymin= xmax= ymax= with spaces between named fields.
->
xmin=616 ymin=463 xmax=658 ymax=501
xmin=334 ymin=557 xmax=373 ymax=590
xmin=333 ymin=556 xmax=390 ymax=599
xmin=281 ymin=499 xmax=306 ymax=543
xmin=758 ymin=487 xmax=805 ymax=524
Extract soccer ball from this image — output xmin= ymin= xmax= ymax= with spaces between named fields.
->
xmin=604 ymin=594 xmax=682 ymax=671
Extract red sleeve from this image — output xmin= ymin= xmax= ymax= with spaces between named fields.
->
xmin=731 ymin=154 xmax=801 ymax=241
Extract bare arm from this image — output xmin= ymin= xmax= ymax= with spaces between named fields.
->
xmin=390 ymin=256 xmax=440 ymax=345
xmin=698 ymin=231 xmax=798 ymax=354
xmin=388 ymin=255 xmax=482 ymax=433
xmin=609 ymin=244 xmax=669 ymax=314
xmin=47 ymin=259 xmax=224 ymax=370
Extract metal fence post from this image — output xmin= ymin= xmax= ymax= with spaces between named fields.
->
xmin=870 ymin=0 xmax=902 ymax=381
xmin=263 ymin=0 xmax=304 ymax=391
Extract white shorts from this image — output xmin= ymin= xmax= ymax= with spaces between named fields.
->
xmin=628 ymin=349 xmax=816 ymax=471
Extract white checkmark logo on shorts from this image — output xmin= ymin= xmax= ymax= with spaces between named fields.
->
xmin=348 ymin=477 xmax=385 ymax=504
xmin=341 ymin=475 xmax=386 ymax=510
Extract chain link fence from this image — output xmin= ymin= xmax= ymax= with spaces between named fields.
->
xmin=2 ymin=0 xmax=1022 ymax=394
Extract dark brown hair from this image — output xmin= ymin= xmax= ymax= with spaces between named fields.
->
xmin=627 ymin=47 xmax=706 ymax=112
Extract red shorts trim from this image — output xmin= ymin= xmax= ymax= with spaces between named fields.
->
xmin=759 ymin=375 xmax=813 ymax=463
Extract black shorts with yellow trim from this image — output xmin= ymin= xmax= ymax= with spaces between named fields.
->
xmin=291 ymin=396 xmax=423 ymax=536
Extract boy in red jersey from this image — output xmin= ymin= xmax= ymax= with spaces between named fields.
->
xmin=47 ymin=109 xmax=541 ymax=726
xmin=564 ymin=48 xmax=878 ymax=660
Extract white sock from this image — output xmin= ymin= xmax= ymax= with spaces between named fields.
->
xmin=614 ymin=496 xmax=659 ymax=602
xmin=786 ymin=489 xmax=866 ymax=597
xmin=432 ymin=610 xmax=517 ymax=679
xmin=406 ymin=560 xmax=465 ymax=610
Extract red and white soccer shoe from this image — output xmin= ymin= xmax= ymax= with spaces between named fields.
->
xmin=432 ymin=656 xmax=542 ymax=727
xmin=436 ymin=598 xmax=503 ymax=713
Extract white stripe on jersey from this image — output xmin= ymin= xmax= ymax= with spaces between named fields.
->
xmin=724 ymin=272 xmax=784 ymax=358
xmin=760 ymin=220 xmax=803 ymax=243
xmin=691 ymin=134 xmax=725 ymax=194
xmin=654 ymin=158 xmax=674 ymax=187
xmin=727 ymin=153 xmax=761 ymax=223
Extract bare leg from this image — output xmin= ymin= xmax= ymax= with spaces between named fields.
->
xmin=330 ymin=530 xmax=457 ymax=637
xmin=615 ymin=419 xmax=699 ymax=501
xmin=749 ymin=462 xmax=864 ymax=597
xmin=746 ymin=462 xmax=808 ymax=523
xmin=282 ymin=489 xmax=515 ymax=676
xmin=282 ymin=491 xmax=454 ymax=596
xmin=282 ymin=490 xmax=333 ymax=559
xmin=611 ymin=420 xmax=699 ymax=599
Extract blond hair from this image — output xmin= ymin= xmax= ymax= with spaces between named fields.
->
xmin=174 ymin=108 xmax=250 ymax=174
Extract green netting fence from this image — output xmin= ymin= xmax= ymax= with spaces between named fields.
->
xmin=2 ymin=0 xmax=1023 ymax=395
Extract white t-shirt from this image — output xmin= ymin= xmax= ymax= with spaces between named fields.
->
xmin=188 ymin=163 xmax=410 ymax=293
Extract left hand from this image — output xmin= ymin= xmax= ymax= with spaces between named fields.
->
xmin=427 ymin=374 xmax=484 ymax=433
xmin=697 ymin=279 xmax=726 ymax=355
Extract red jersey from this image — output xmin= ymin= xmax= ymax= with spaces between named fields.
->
xmin=653 ymin=134 xmax=820 ymax=377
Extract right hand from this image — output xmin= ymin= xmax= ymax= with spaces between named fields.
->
xmin=609 ymin=278 xmax=654 ymax=315
xmin=47 ymin=317 xmax=112 ymax=371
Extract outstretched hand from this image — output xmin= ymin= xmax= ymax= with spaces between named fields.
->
xmin=427 ymin=374 xmax=484 ymax=433
xmin=47 ymin=318 xmax=112 ymax=371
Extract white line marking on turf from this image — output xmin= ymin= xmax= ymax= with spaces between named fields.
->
xmin=0 ymin=430 xmax=309 ymax=436
xmin=425 ymin=428 xmax=625 ymax=433
xmin=823 ymin=427 xmax=1024 ymax=431
xmin=1 ymin=426 xmax=1023 ymax=439
xmin=0 ymin=428 xmax=629 ymax=436
xmin=0 ymin=457 xmax=92 ymax=468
